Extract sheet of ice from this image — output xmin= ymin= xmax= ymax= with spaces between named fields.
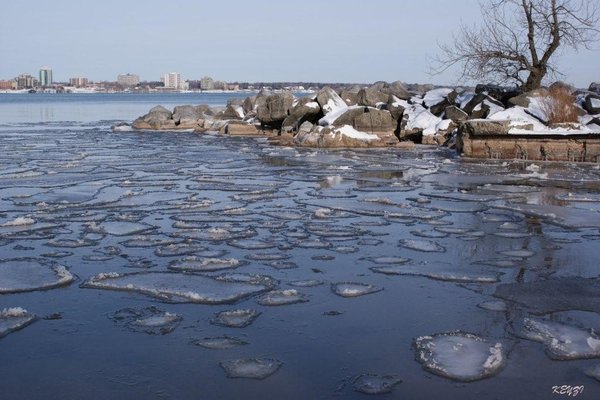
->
xmin=371 ymin=265 xmax=500 ymax=283
xmin=494 ymin=278 xmax=600 ymax=313
xmin=257 ymin=289 xmax=308 ymax=306
xmin=211 ymin=309 xmax=261 ymax=328
xmin=478 ymin=301 xmax=508 ymax=312
xmin=191 ymin=335 xmax=248 ymax=349
xmin=220 ymin=358 xmax=282 ymax=379
xmin=398 ymin=239 xmax=446 ymax=253
xmin=586 ymin=364 xmax=600 ymax=381
xmin=518 ymin=318 xmax=600 ymax=360
xmin=0 ymin=308 xmax=36 ymax=338
xmin=352 ymin=374 xmax=402 ymax=395
xmin=2 ymin=217 xmax=35 ymax=227
xmin=414 ymin=332 xmax=505 ymax=382
xmin=168 ymin=257 xmax=245 ymax=272
xmin=110 ymin=307 xmax=182 ymax=335
xmin=0 ymin=259 xmax=74 ymax=293
xmin=83 ymin=272 xmax=268 ymax=304
xmin=331 ymin=282 xmax=383 ymax=298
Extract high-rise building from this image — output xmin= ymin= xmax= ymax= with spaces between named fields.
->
xmin=200 ymin=76 xmax=214 ymax=90
xmin=17 ymin=74 xmax=36 ymax=89
xmin=39 ymin=66 xmax=53 ymax=87
xmin=162 ymin=72 xmax=182 ymax=89
xmin=117 ymin=73 xmax=140 ymax=87
xmin=69 ymin=77 xmax=88 ymax=87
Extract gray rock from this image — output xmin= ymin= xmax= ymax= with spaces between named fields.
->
xmin=218 ymin=104 xmax=245 ymax=120
xmin=589 ymin=82 xmax=600 ymax=94
xmin=460 ymin=120 xmax=511 ymax=136
xmin=357 ymin=87 xmax=389 ymax=107
xmin=475 ymin=84 xmax=521 ymax=105
xmin=256 ymin=92 xmax=295 ymax=128
xmin=387 ymin=96 xmax=405 ymax=121
xmin=353 ymin=109 xmax=395 ymax=133
xmin=583 ymin=94 xmax=600 ymax=114
xmin=281 ymin=98 xmax=322 ymax=133
xmin=507 ymin=93 xmax=531 ymax=108
xmin=243 ymin=96 xmax=257 ymax=114
xmin=132 ymin=105 xmax=175 ymax=130
xmin=294 ymin=125 xmax=398 ymax=148
xmin=316 ymin=87 xmax=347 ymax=115
xmin=340 ymin=90 xmax=359 ymax=106
xmin=444 ymin=106 xmax=468 ymax=122
xmin=330 ymin=107 xmax=369 ymax=126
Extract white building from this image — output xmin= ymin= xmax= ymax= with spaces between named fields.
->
xmin=39 ymin=66 xmax=53 ymax=87
xmin=163 ymin=72 xmax=183 ymax=89
xmin=117 ymin=73 xmax=140 ymax=87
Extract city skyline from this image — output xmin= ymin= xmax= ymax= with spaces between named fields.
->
xmin=1 ymin=0 xmax=598 ymax=88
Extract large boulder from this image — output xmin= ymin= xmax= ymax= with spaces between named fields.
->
xmin=316 ymin=86 xmax=348 ymax=115
xmin=294 ymin=125 xmax=399 ymax=148
xmin=583 ymin=94 xmax=600 ymax=114
xmin=339 ymin=90 xmax=359 ymax=106
xmin=132 ymin=105 xmax=175 ymax=130
xmin=382 ymin=81 xmax=411 ymax=100
xmin=217 ymin=99 xmax=245 ymax=120
xmin=224 ymin=120 xmax=265 ymax=136
xmin=353 ymin=109 xmax=396 ymax=133
xmin=444 ymin=106 xmax=468 ymax=123
xmin=460 ymin=120 xmax=511 ymax=136
xmin=256 ymin=92 xmax=295 ymax=128
xmin=423 ymin=88 xmax=457 ymax=117
xmin=475 ymin=84 xmax=522 ymax=105
xmin=387 ymin=95 xmax=406 ymax=121
xmin=281 ymin=98 xmax=322 ymax=133
xmin=589 ymin=82 xmax=600 ymax=94
xmin=243 ymin=95 xmax=257 ymax=114
xmin=357 ymin=87 xmax=389 ymax=107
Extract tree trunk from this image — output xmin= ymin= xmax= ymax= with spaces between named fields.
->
xmin=523 ymin=67 xmax=545 ymax=91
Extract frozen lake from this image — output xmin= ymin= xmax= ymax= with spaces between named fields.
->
xmin=1 ymin=94 xmax=599 ymax=399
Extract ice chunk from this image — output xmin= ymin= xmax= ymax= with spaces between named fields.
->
xmin=398 ymin=239 xmax=446 ymax=253
xmin=110 ymin=307 xmax=182 ymax=335
xmin=586 ymin=364 xmax=600 ymax=381
xmin=211 ymin=309 xmax=261 ymax=328
xmin=168 ymin=257 xmax=245 ymax=272
xmin=2 ymin=217 xmax=35 ymax=227
xmin=288 ymin=280 xmax=323 ymax=287
xmin=498 ymin=249 xmax=535 ymax=258
xmin=519 ymin=318 xmax=600 ymax=360
xmin=0 ymin=307 xmax=36 ymax=338
xmin=257 ymin=289 xmax=308 ymax=306
xmin=352 ymin=374 xmax=402 ymax=395
xmin=370 ymin=265 xmax=500 ymax=283
xmin=414 ymin=332 xmax=505 ymax=382
xmin=494 ymin=278 xmax=600 ymax=313
xmin=83 ymin=272 xmax=268 ymax=304
xmin=227 ymin=239 xmax=276 ymax=250
xmin=220 ymin=358 xmax=282 ymax=379
xmin=100 ymin=221 xmax=155 ymax=236
xmin=365 ymin=256 xmax=410 ymax=265
xmin=478 ymin=301 xmax=508 ymax=312
xmin=245 ymin=253 xmax=289 ymax=261
xmin=0 ymin=259 xmax=74 ymax=293
xmin=331 ymin=282 xmax=383 ymax=298
xmin=191 ymin=335 xmax=248 ymax=350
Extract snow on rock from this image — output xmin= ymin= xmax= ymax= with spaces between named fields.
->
xmin=333 ymin=125 xmax=379 ymax=141
xmin=398 ymin=100 xmax=442 ymax=136
xmin=319 ymin=105 xmax=362 ymax=126
xmin=489 ymin=106 xmax=546 ymax=131
xmin=423 ymin=88 xmax=453 ymax=107
xmin=414 ymin=332 xmax=506 ymax=382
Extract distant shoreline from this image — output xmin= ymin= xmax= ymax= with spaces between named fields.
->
xmin=0 ymin=89 xmax=316 ymax=95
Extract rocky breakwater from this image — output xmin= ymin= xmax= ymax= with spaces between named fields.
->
xmin=456 ymin=83 xmax=600 ymax=161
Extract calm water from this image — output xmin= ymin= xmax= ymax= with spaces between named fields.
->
xmin=0 ymin=94 xmax=599 ymax=399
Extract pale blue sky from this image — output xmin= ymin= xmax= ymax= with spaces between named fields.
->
xmin=1 ymin=0 xmax=598 ymax=86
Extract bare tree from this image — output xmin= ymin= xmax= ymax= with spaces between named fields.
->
xmin=433 ymin=0 xmax=599 ymax=91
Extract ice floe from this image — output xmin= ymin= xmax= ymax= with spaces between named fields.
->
xmin=110 ymin=307 xmax=182 ymax=335
xmin=168 ymin=257 xmax=246 ymax=272
xmin=518 ymin=318 xmax=600 ymax=360
xmin=398 ymin=239 xmax=446 ymax=253
xmin=352 ymin=374 xmax=402 ymax=395
xmin=0 ymin=259 xmax=74 ymax=293
xmin=83 ymin=272 xmax=268 ymax=304
xmin=331 ymin=282 xmax=383 ymax=298
xmin=0 ymin=308 xmax=36 ymax=338
xmin=220 ymin=358 xmax=282 ymax=379
xmin=370 ymin=265 xmax=500 ymax=283
xmin=191 ymin=335 xmax=248 ymax=349
xmin=211 ymin=309 xmax=261 ymax=328
xmin=257 ymin=289 xmax=308 ymax=306
xmin=414 ymin=332 xmax=506 ymax=382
